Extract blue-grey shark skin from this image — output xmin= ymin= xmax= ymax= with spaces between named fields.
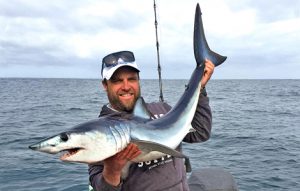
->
xmin=194 ymin=3 xmax=227 ymax=66
xmin=29 ymin=3 xmax=226 ymax=172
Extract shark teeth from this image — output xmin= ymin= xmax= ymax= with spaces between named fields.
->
xmin=59 ymin=148 xmax=81 ymax=160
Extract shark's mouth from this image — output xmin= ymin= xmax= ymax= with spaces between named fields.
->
xmin=60 ymin=148 xmax=83 ymax=160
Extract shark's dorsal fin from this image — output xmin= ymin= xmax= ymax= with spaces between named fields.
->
xmin=133 ymin=97 xmax=154 ymax=119
xmin=132 ymin=140 xmax=187 ymax=159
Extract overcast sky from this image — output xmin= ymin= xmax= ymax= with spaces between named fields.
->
xmin=1 ymin=0 xmax=299 ymax=79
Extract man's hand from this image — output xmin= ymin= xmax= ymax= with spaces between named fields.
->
xmin=201 ymin=59 xmax=215 ymax=88
xmin=102 ymin=143 xmax=141 ymax=186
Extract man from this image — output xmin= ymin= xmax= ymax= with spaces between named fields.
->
xmin=89 ymin=50 xmax=214 ymax=191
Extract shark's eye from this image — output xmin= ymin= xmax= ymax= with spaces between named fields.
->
xmin=60 ymin=133 xmax=69 ymax=142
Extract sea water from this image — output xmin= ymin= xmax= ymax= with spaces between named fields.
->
xmin=0 ymin=78 xmax=299 ymax=191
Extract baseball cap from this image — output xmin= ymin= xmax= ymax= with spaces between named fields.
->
xmin=101 ymin=51 xmax=140 ymax=80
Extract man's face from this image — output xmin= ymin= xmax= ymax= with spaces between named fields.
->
xmin=103 ymin=67 xmax=140 ymax=112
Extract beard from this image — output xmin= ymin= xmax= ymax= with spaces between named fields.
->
xmin=107 ymin=87 xmax=141 ymax=112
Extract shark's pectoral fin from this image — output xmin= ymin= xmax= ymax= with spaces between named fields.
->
xmin=132 ymin=140 xmax=187 ymax=159
xmin=121 ymin=161 xmax=133 ymax=179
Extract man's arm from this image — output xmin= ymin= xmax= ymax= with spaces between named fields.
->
xmin=89 ymin=143 xmax=141 ymax=191
xmin=183 ymin=59 xmax=214 ymax=143
xmin=183 ymin=90 xmax=212 ymax=143
xmin=89 ymin=163 xmax=121 ymax=191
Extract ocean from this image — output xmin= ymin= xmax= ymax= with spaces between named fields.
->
xmin=1 ymin=78 xmax=299 ymax=191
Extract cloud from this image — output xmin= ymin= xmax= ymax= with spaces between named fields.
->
xmin=0 ymin=0 xmax=299 ymax=79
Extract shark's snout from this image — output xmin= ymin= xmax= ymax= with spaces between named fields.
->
xmin=28 ymin=133 xmax=70 ymax=153
xmin=29 ymin=143 xmax=39 ymax=150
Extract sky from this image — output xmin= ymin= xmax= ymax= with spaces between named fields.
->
xmin=1 ymin=0 xmax=300 ymax=79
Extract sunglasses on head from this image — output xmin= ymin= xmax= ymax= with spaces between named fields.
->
xmin=102 ymin=51 xmax=135 ymax=68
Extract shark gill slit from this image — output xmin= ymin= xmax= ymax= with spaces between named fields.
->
xmin=114 ymin=123 xmax=127 ymax=150
xmin=119 ymin=123 xmax=131 ymax=147
xmin=109 ymin=125 xmax=121 ymax=152
xmin=109 ymin=123 xmax=130 ymax=152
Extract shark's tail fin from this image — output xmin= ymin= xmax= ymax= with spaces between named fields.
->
xmin=194 ymin=3 xmax=227 ymax=67
xmin=207 ymin=49 xmax=227 ymax=67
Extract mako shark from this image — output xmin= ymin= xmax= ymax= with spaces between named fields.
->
xmin=29 ymin=3 xmax=226 ymax=177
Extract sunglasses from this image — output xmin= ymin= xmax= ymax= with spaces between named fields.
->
xmin=102 ymin=51 xmax=135 ymax=68
xmin=101 ymin=51 xmax=135 ymax=76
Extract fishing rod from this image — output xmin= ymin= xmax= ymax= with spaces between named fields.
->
xmin=153 ymin=0 xmax=164 ymax=102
